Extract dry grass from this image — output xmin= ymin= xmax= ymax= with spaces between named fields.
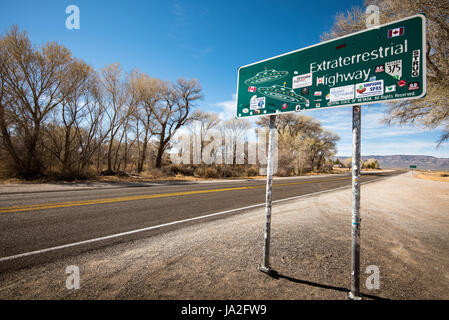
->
xmin=0 ymin=169 xmax=348 ymax=185
xmin=415 ymin=170 xmax=449 ymax=182
xmin=0 ymin=171 xmax=350 ymax=185
xmin=89 ymin=172 xmax=268 ymax=183
xmin=332 ymin=168 xmax=350 ymax=174
xmin=95 ymin=174 xmax=207 ymax=183
xmin=0 ymin=177 xmax=50 ymax=185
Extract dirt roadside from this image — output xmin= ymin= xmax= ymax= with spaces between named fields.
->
xmin=0 ymin=172 xmax=447 ymax=299
xmin=0 ymin=170 xmax=395 ymax=194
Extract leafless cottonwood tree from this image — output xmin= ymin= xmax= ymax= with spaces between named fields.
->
xmin=221 ymin=118 xmax=251 ymax=166
xmin=95 ymin=63 xmax=133 ymax=173
xmin=152 ymin=78 xmax=202 ymax=168
xmin=0 ymin=25 xmax=209 ymax=178
xmin=132 ymin=73 xmax=164 ymax=172
xmin=0 ymin=26 xmax=86 ymax=177
xmin=256 ymin=114 xmax=339 ymax=174
xmin=322 ymin=0 xmax=449 ymax=145
xmin=42 ymin=60 xmax=94 ymax=176
xmin=189 ymin=110 xmax=220 ymax=164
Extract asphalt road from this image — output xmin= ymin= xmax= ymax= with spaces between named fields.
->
xmin=0 ymin=171 xmax=401 ymax=272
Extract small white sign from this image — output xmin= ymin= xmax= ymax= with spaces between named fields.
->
xmin=411 ymin=50 xmax=420 ymax=77
xmin=330 ymin=85 xmax=355 ymax=102
xmin=355 ymin=80 xmax=384 ymax=98
xmin=250 ymin=96 xmax=266 ymax=110
xmin=385 ymin=60 xmax=402 ymax=80
xmin=292 ymin=73 xmax=312 ymax=89
xmin=385 ymin=85 xmax=396 ymax=93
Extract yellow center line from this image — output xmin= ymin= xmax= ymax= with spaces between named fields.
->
xmin=0 ymin=177 xmax=350 ymax=214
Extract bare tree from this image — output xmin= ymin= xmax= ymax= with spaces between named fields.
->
xmin=0 ymin=26 xmax=85 ymax=177
xmin=132 ymin=73 xmax=163 ymax=172
xmin=189 ymin=110 xmax=220 ymax=163
xmin=95 ymin=63 xmax=133 ymax=173
xmin=42 ymin=60 xmax=94 ymax=176
xmin=303 ymin=130 xmax=339 ymax=171
xmin=257 ymin=114 xmax=339 ymax=174
xmin=222 ymin=118 xmax=250 ymax=165
xmin=75 ymin=79 xmax=111 ymax=173
xmin=152 ymin=78 xmax=202 ymax=168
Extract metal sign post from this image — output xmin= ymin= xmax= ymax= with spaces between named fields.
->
xmin=259 ymin=114 xmax=276 ymax=275
xmin=235 ymin=15 xmax=427 ymax=299
xmin=410 ymin=165 xmax=417 ymax=176
xmin=349 ymin=105 xmax=362 ymax=300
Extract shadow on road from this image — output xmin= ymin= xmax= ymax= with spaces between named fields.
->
xmin=266 ymin=269 xmax=390 ymax=300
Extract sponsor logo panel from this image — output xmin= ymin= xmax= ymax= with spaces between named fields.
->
xmin=292 ymin=73 xmax=313 ymax=89
xmin=375 ymin=65 xmax=384 ymax=73
xmin=355 ymin=80 xmax=384 ymax=98
xmin=329 ymin=84 xmax=355 ymax=102
xmin=250 ymin=96 xmax=266 ymax=110
xmin=408 ymin=82 xmax=419 ymax=91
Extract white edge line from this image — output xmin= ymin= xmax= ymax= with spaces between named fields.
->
xmin=0 ymin=177 xmax=386 ymax=262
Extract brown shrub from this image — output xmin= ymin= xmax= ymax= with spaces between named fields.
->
xmin=204 ymin=167 xmax=219 ymax=178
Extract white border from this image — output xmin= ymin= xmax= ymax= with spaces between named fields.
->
xmin=236 ymin=14 xmax=426 ymax=119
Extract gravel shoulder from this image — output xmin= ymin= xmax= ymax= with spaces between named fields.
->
xmin=0 ymin=172 xmax=447 ymax=300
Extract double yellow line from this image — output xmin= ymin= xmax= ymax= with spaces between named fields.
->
xmin=0 ymin=177 xmax=349 ymax=214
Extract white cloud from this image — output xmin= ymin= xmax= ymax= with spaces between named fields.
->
xmin=212 ymin=94 xmax=237 ymax=120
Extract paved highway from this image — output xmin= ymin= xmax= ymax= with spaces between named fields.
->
xmin=0 ymin=171 xmax=401 ymax=271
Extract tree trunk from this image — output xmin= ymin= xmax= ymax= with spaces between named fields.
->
xmin=155 ymin=141 xmax=165 ymax=168
xmin=138 ymin=135 xmax=148 ymax=173
xmin=155 ymin=126 xmax=166 ymax=168
xmin=107 ymin=137 xmax=114 ymax=173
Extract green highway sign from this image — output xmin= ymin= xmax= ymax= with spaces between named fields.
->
xmin=236 ymin=14 xmax=426 ymax=118
xmin=409 ymin=165 xmax=417 ymax=169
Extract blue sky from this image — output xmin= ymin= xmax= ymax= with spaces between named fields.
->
xmin=0 ymin=0 xmax=447 ymax=157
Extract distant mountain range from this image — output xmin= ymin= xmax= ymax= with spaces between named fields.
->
xmin=335 ymin=155 xmax=449 ymax=170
